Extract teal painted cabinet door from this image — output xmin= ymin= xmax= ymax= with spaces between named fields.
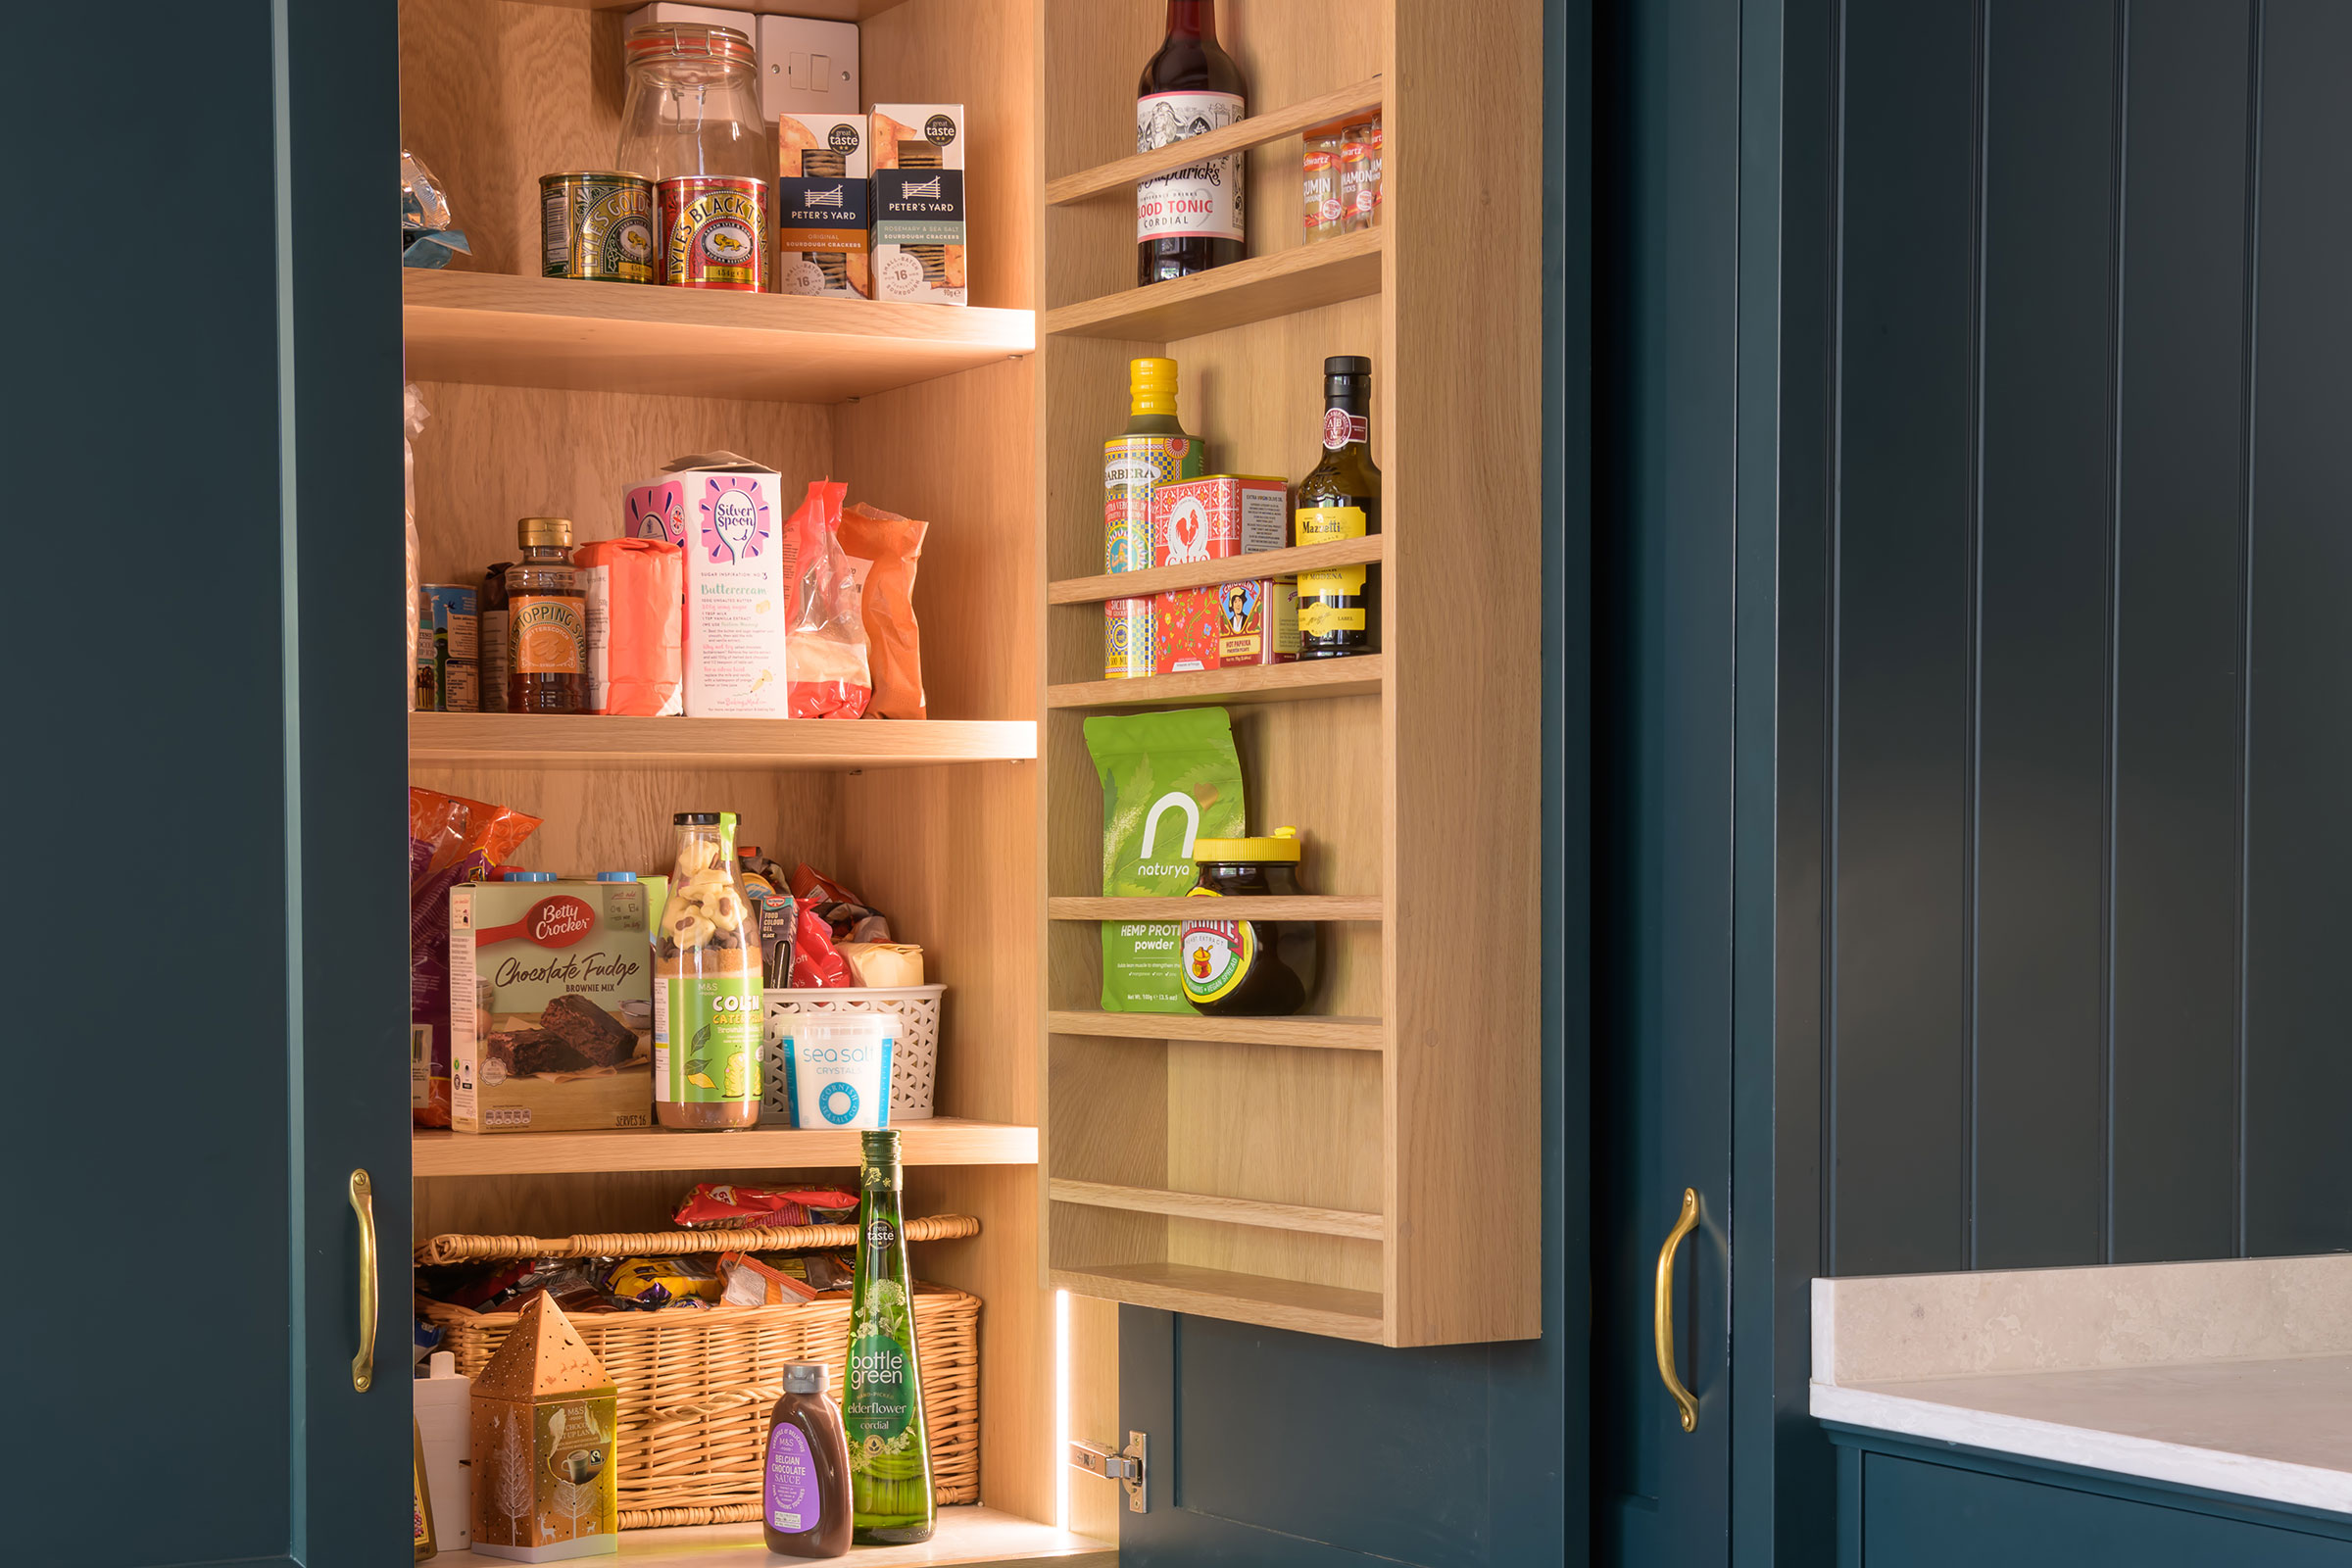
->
xmin=13 ymin=1 xmax=411 ymax=1563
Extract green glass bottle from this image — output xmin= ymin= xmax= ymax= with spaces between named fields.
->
xmin=846 ymin=1129 xmax=934 ymax=1544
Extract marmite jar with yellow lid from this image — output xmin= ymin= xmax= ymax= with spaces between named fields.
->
xmin=1178 ymin=827 xmax=1324 ymax=1016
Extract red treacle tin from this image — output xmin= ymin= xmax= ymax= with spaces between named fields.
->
xmin=659 ymin=174 xmax=767 ymax=290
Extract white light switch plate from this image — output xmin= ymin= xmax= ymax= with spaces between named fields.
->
xmin=759 ymin=16 xmax=859 ymax=123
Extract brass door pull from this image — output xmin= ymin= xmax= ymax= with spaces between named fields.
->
xmin=350 ymin=1169 xmax=378 ymax=1393
xmin=1653 ymin=1187 xmax=1700 ymax=1432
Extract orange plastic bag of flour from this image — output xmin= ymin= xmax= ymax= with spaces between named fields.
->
xmin=838 ymin=502 xmax=928 ymax=719
xmin=572 ymin=537 xmax=683 ymax=715
xmin=781 ymin=480 xmax=873 ymax=718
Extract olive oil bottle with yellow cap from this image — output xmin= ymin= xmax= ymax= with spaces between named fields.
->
xmin=1102 ymin=357 xmax=1204 ymax=676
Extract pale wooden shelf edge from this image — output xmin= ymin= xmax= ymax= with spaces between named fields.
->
xmin=1050 ymin=1178 xmax=1385 ymax=1240
xmin=1045 ymin=75 xmax=1387 ymax=204
xmin=1051 ymin=1263 xmax=1385 ymax=1343
xmin=1048 ymin=535 xmax=1386 ymax=605
xmin=1046 ymin=654 xmax=1385 ymax=710
xmin=409 ymin=712 xmax=1038 ymax=770
xmin=436 ymin=1505 xmax=1107 ymax=1567
xmin=1046 ymin=896 xmax=1382 ymax=921
xmin=1044 ymin=1009 xmax=1386 ymax=1050
xmin=1043 ymin=226 xmax=1385 ymax=342
xmin=412 ymin=1117 xmax=1039 ymax=1177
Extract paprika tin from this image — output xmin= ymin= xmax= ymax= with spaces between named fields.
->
xmin=660 ymin=174 xmax=767 ymax=290
xmin=539 ymin=171 xmax=656 ymax=283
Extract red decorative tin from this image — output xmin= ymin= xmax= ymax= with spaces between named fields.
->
xmin=659 ymin=174 xmax=767 ymax=290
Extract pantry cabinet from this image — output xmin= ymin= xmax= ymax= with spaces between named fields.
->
xmin=30 ymin=0 xmax=1556 ymax=1562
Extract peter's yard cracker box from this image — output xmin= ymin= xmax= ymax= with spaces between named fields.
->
xmin=450 ymin=876 xmax=667 ymax=1133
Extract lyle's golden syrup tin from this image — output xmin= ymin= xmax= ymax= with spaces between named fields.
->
xmin=540 ymin=172 xmax=656 ymax=283
xmin=660 ymin=174 xmax=766 ymax=290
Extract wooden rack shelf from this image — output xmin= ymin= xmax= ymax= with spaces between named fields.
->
xmin=1045 ymin=75 xmax=1386 ymax=205
xmin=436 ymin=1505 xmax=1108 ymax=1567
xmin=1045 ymin=1010 xmax=1386 ymax=1051
xmin=409 ymin=712 xmax=1037 ymax=771
xmin=1050 ymin=1178 xmax=1384 ymax=1240
xmin=1048 ymin=896 xmax=1380 ymax=922
xmin=1052 ymin=1263 xmax=1385 ymax=1344
xmin=1046 ymin=655 xmax=1384 ymax=710
xmin=402 ymin=270 xmax=1035 ymax=403
xmin=1044 ymin=227 xmax=1384 ymax=342
xmin=412 ymin=1118 xmax=1039 ymax=1177
xmin=1048 ymin=536 xmax=1386 ymax=605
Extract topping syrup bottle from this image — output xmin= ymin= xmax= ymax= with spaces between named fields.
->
xmin=761 ymin=1361 xmax=853 ymax=1557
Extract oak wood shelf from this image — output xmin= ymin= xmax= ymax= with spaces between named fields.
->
xmin=1045 ymin=75 xmax=1386 ymax=205
xmin=510 ymin=0 xmax=914 ymax=17
xmin=412 ymin=1118 xmax=1039 ymax=1177
xmin=1052 ymin=1263 xmax=1385 ymax=1344
xmin=1048 ymin=535 xmax=1386 ymax=605
xmin=408 ymin=711 xmax=1037 ymax=771
xmin=402 ymin=270 xmax=1034 ymax=403
xmin=437 ymin=1506 xmax=1107 ymax=1567
xmin=1045 ymin=1009 xmax=1386 ymax=1051
xmin=1044 ymin=226 xmax=1384 ymax=342
xmin=1047 ymin=896 xmax=1381 ymax=922
xmin=1050 ymin=1178 xmax=1385 ymax=1241
xmin=1045 ymin=654 xmax=1384 ymax=710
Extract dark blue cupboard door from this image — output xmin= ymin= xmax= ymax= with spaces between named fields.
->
xmin=14 ymin=1 xmax=410 ymax=1564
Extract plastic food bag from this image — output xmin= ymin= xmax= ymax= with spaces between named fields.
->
xmin=837 ymin=502 xmax=929 ymax=719
xmin=405 ymin=385 xmax=426 ymax=702
xmin=674 ymin=1183 xmax=858 ymax=1229
xmin=781 ymin=480 xmax=872 ymax=718
xmin=791 ymin=906 xmax=856 ymax=988
xmin=411 ymin=788 xmax=542 ymax=1126
xmin=572 ymin=537 xmax=683 ymax=715
xmin=400 ymin=146 xmax=470 ymax=269
xmin=1085 ymin=708 xmax=1246 ymax=1011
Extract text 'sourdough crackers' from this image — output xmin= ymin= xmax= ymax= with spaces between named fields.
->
xmin=870 ymin=104 xmax=965 ymax=305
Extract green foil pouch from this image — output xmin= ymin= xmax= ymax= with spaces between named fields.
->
xmin=1085 ymin=708 xmax=1246 ymax=1011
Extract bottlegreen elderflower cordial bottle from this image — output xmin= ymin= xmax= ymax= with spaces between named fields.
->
xmin=846 ymin=1129 xmax=934 ymax=1544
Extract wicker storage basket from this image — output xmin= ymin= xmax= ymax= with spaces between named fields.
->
xmin=420 ymin=1288 xmax=979 ymax=1528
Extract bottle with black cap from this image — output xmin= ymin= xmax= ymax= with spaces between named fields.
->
xmin=1293 ymin=355 xmax=1382 ymax=659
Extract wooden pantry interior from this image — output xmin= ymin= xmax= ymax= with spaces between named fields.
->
xmin=397 ymin=0 xmax=1539 ymax=1555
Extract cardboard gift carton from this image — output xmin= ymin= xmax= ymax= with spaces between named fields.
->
xmin=469 ymin=1296 xmax=619 ymax=1561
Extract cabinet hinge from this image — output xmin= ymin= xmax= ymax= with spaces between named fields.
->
xmin=1067 ymin=1430 xmax=1149 ymax=1513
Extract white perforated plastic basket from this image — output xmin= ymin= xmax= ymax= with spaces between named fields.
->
xmin=760 ymin=985 xmax=944 ymax=1123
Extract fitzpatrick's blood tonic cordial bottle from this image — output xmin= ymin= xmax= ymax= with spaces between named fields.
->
xmin=1135 ymin=0 xmax=1247 ymax=286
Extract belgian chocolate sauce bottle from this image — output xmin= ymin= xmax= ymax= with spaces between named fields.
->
xmin=761 ymin=1362 xmax=852 ymax=1557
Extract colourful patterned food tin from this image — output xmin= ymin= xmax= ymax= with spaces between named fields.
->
xmin=659 ymin=174 xmax=767 ymax=290
xmin=1103 ymin=597 xmax=1155 ymax=679
xmin=539 ymin=172 xmax=656 ymax=284
xmin=1103 ymin=433 xmax=1203 ymax=573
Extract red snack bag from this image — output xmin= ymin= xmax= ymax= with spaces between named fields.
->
xmin=791 ymin=906 xmax=856 ymax=987
xmin=674 ymin=1182 xmax=859 ymax=1229
xmin=789 ymin=863 xmax=861 ymax=908
xmin=837 ymin=502 xmax=928 ymax=719
xmin=779 ymin=479 xmax=872 ymax=718
xmin=572 ymin=537 xmax=683 ymax=715
xmin=410 ymin=788 xmax=542 ymax=1128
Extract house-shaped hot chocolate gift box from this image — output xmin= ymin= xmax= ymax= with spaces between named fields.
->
xmin=467 ymin=1295 xmax=619 ymax=1561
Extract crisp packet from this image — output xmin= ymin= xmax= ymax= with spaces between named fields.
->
xmin=718 ymin=1251 xmax=821 ymax=1306
xmin=601 ymin=1256 xmax=722 ymax=1309
xmin=672 ymin=1183 xmax=859 ymax=1230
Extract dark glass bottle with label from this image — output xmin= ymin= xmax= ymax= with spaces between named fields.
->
xmin=1136 ymin=0 xmax=1248 ymax=286
xmin=504 ymin=517 xmax=586 ymax=712
xmin=761 ymin=1362 xmax=853 ymax=1557
xmin=1294 ymin=357 xmax=1381 ymax=658
xmin=847 ymin=1129 xmax=934 ymax=1544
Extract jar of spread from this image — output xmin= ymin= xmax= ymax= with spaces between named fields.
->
xmin=1178 ymin=828 xmax=1323 ymax=1015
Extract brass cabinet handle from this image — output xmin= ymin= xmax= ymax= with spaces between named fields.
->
xmin=350 ymin=1169 xmax=378 ymax=1393
xmin=1653 ymin=1187 xmax=1700 ymax=1433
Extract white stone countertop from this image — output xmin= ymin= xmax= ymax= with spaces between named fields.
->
xmin=1810 ymin=1254 xmax=2352 ymax=1514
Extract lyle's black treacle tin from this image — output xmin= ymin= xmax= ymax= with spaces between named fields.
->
xmin=540 ymin=171 xmax=656 ymax=283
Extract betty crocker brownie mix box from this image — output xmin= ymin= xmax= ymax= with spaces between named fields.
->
xmin=450 ymin=876 xmax=668 ymax=1133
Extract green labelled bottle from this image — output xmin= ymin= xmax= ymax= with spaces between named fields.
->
xmin=846 ymin=1129 xmax=934 ymax=1544
xmin=1294 ymin=356 xmax=1381 ymax=658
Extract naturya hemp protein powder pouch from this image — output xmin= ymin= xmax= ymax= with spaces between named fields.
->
xmin=1086 ymin=708 xmax=1245 ymax=1011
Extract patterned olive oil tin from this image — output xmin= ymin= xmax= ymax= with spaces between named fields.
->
xmin=659 ymin=174 xmax=767 ymax=290
xmin=540 ymin=171 xmax=657 ymax=284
